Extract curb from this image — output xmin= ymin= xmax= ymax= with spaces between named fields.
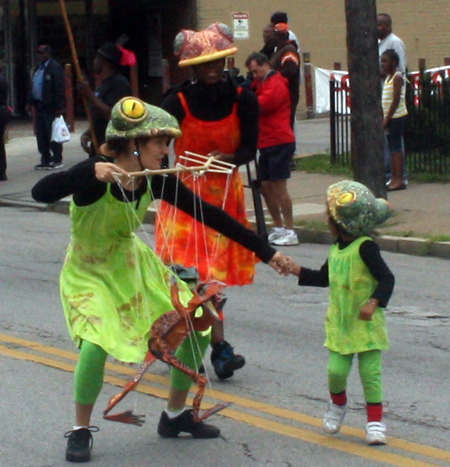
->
xmin=2 ymin=197 xmax=449 ymax=260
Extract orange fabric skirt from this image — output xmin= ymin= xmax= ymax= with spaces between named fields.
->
xmin=155 ymin=169 xmax=257 ymax=286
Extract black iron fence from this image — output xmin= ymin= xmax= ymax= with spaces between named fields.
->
xmin=330 ymin=74 xmax=450 ymax=174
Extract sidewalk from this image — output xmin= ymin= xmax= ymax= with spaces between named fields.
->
xmin=1 ymin=118 xmax=449 ymax=259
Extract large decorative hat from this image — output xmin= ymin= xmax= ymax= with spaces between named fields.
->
xmin=106 ymin=96 xmax=182 ymax=141
xmin=174 ymin=22 xmax=238 ymax=67
xmin=327 ymin=180 xmax=390 ymax=236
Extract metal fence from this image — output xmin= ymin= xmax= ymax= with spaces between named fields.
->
xmin=330 ymin=75 xmax=450 ymax=173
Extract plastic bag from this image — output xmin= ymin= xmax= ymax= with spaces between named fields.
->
xmin=51 ymin=116 xmax=71 ymax=144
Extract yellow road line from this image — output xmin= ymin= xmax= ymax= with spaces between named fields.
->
xmin=1 ymin=333 xmax=449 ymax=466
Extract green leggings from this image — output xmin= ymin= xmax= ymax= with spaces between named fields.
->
xmin=327 ymin=349 xmax=383 ymax=404
xmin=74 ymin=332 xmax=210 ymax=405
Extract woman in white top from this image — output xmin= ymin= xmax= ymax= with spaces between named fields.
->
xmin=381 ymin=49 xmax=408 ymax=191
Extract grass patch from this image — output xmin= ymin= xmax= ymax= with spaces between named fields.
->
xmin=295 ymin=154 xmax=450 ymax=183
xmin=294 ymin=217 xmax=328 ymax=231
xmin=294 ymin=154 xmax=351 ymax=176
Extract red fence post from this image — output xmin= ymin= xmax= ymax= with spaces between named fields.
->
xmin=303 ymin=52 xmax=314 ymax=119
xmin=64 ymin=63 xmax=74 ymax=132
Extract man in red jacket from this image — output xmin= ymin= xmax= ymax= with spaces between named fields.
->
xmin=246 ymin=52 xmax=298 ymax=246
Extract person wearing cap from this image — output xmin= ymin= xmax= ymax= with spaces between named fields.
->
xmin=269 ymin=23 xmax=300 ymax=127
xmin=155 ymin=23 xmax=259 ymax=380
xmin=27 ymin=44 xmax=65 ymax=170
xmin=78 ymin=42 xmax=133 ymax=157
xmin=287 ymin=180 xmax=395 ymax=446
xmin=31 ymin=96 xmax=290 ymax=463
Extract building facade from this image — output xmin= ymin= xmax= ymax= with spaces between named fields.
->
xmin=1 ymin=0 xmax=450 ymax=116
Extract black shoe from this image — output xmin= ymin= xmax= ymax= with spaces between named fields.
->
xmin=34 ymin=163 xmax=53 ymax=170
xmin=0 ymin=172 xmax=7 ymax=181
xmin=50 ymin=161 xmax=64 ymax=169
xmin=157 ymin=409 xmax=220 ymax=438
xmin=211 ymin=340 xmax=245 ymax=380
xmin=64 ymin=426 xmax=99 ymax=463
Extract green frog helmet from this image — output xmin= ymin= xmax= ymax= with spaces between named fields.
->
xmin=105 ymin=96 xmax=182 ymax=141
xmin=327 ymin=180 xmax=391 ymax=237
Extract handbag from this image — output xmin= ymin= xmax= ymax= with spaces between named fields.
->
xmin=51 ymin=116 xmax=71 ymax=144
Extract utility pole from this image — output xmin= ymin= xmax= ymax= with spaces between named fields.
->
xmin=345 ymin=0 xmax=387 ymax=198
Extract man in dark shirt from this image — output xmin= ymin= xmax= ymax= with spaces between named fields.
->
xmin=78 ymin=42 xmax=132 ymax=157
xmin=269 ymin=23 xmax=300 ymax=127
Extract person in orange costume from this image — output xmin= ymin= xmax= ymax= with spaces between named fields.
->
xmin=155 ymin=23 xmax=259 ymax=380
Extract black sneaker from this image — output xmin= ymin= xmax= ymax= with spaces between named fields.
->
xmin=64 ymin=426 xmax=99 ymax=463
xmin=50 ymin=161 xmax=64 ymax=169
xmin=211 ymin=340 xmax=245 ymax=380
xmin=34 ymin=163 xmax=53 ymax=170
xmin=157 ymin=409 xmax=220 ymax=438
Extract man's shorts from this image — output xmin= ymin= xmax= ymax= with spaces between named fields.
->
xmin=386 ymin=116 xmax=406 ymax=153
xmin=258 ymin=142 xmax=296 ymax=181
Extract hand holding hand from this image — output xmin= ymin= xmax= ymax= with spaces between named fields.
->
xmin=268 ymin=251 xmax=292 ymax=276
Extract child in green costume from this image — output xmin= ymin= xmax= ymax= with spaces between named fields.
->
xmin=287 ymin=180 xmax=395 ymax=445
xmin=32 ymin=96 xmax=290 ymax=463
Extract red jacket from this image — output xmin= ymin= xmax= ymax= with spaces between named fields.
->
xmin=252 ymin=70 xmax=295 ymax=149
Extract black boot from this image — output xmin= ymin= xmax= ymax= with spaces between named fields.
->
xmin=157 ymin=409 xmax=220 ymax=438
xmin=64 ymin=426 xmax=99 ymax=463
xmin=211 ymin=340 xmax=245 ymax=380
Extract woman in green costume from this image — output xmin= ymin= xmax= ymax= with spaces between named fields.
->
xmin=287 ymin=180 xmax=395 ymax=446
xmin=32 ymin=96 xmax=290 ymax=463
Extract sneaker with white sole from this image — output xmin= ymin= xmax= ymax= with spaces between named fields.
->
xmin=323 ymin=401 xmax=347 ymax=434
xmin=272 ymin=232 xmax=299 ymax=246
xmin=366 ymin=421 xmax=387 ymax=445
xmin=268 ymin=229 xmax=286 ymax=244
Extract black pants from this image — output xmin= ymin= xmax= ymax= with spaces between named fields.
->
xmin=0 ymin=106 xmax=10 ymax=177
xmin=34 ymin=106 xmax=63 ymax=164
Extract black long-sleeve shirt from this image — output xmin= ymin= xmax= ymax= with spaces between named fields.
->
xmin=161 ymin=77 xmax=259 ymax=167
xmin=31 ymin=157 xmax=276 ymax=263
xmin=298 ymin=239 xmax=395 ymax=307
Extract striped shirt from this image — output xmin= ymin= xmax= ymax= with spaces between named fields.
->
xmin=382 ymin=71 xmax=408 ymax=119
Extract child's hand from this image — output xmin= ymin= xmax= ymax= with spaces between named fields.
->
xmin=268 ymin=252 xmax=292 ymax=276
xmin=359 ymin=299 xmax=378 ymax=321
xmin=286 ymin=257 xmax=301 ymax=276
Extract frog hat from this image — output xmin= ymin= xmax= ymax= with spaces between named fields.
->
xmin=105 ymin=96 xmax=182 ymax=141
xmin=327 ymin=180 xmax=391 ymax=236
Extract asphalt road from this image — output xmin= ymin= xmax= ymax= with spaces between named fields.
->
xmin=1 ymin=205 xmax=449 ymax=467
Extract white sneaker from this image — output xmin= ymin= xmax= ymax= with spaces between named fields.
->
xmin=268 ymin=229 xmax=286 ymax=244
xmin=366 ymin=421 xmax=387 ymax=445
xmin=272 ymin=232 xmax=299 ymax=246
xmin=323 ymin=401 xmax=347 ymax=434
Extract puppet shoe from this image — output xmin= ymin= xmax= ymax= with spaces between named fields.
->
xmin=157 ymin=409 xmax=220 ymax=438
xmin=366 ymin=421 xmax=387 ymax=445
xmin=65 ymin=426 xmax=99 ymax=463
xmin=323 ymin=401 xmax=347 ymax=434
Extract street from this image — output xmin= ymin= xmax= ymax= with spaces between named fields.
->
xmin=0 ymin=205 xmax=449 ymax=467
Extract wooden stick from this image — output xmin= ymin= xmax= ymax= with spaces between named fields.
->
xmin=58 ymin=0 xmax=99 ymax=153
xmin=125 ymin=154 xmax=235 ymax=178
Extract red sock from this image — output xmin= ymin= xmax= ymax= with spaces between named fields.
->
xmin=366 ymin=403 xmax=383 ymax=422
xmin=330 ymin=391 xmax=347 ymax=406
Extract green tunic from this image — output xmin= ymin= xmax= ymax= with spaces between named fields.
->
xmin=60 ymin=183 xmax=192 ymax=363
xmin=325 ymin=236 xmax=390 ymax=355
